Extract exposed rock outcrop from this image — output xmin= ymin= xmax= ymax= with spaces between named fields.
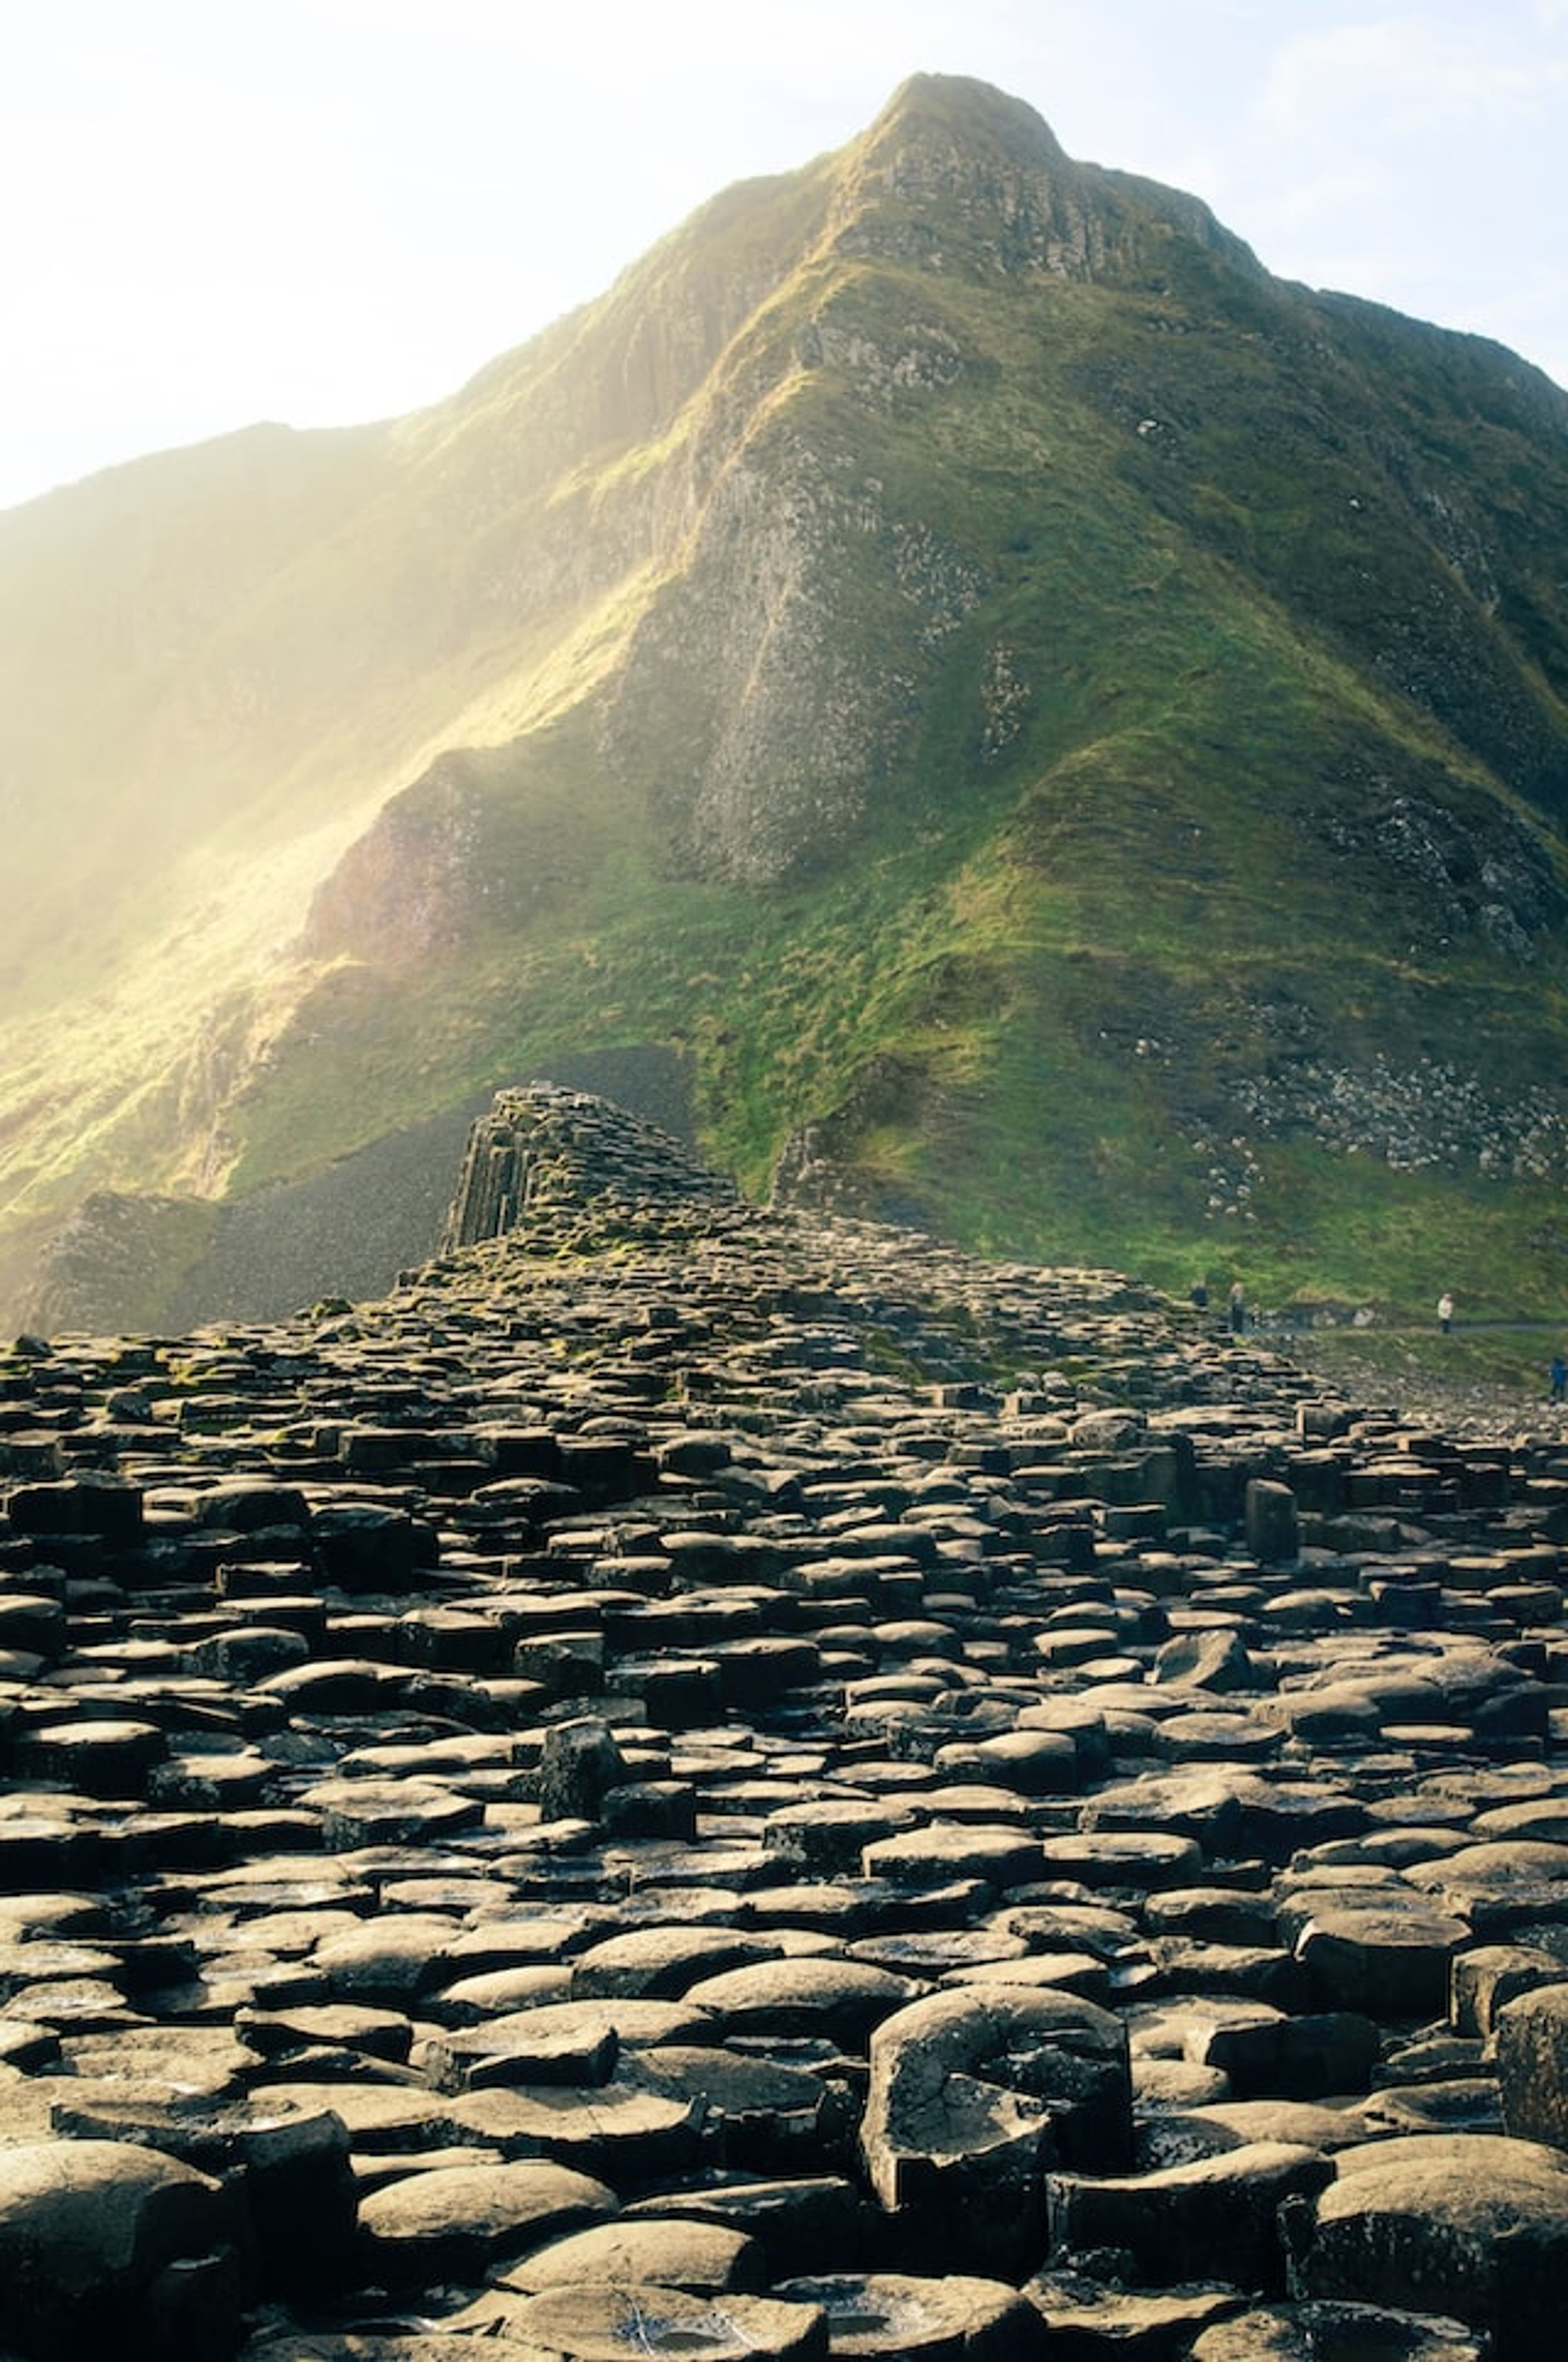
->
xmin=440 ymin=1082 xmax=737 ymax=1253
xmin=7 ymin=74 xmax=1568 ymax=1332
xmin=2 ymin=1094 xmax=1568 ymax=2355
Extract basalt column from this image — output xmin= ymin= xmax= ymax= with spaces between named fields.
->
xmin=440 ymin=1081 xmax=739 ymax=1252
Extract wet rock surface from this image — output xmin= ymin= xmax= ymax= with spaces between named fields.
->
xmin=4 ymin=1087 xmax=1568 ymax=2355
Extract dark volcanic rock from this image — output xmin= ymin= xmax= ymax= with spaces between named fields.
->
xmin=439 ymin=1080 xmax=735 ymax=1253
xmin=2 ymin=1089 xmax=1568 ymax=2354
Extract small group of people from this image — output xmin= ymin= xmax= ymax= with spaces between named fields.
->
xmin=1436 ymin=1293 xmax=1568 ymax=1407
xmin=1191 ymin=1280 xmax=1565 ymax=1402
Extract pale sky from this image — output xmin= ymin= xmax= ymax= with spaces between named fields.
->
xmin=2 ymin=0 xmax=1565 ymax=514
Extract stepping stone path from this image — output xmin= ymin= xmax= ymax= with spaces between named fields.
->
xmin=2 ymin=1081 xmax=1568 ymax=2355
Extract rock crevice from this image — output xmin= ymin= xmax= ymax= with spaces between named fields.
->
xmin=2 ymin=1091 xmax=1568 ymax=2355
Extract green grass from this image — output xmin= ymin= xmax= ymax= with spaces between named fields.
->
xmin=1284 ymin=1314 xmax=1568 ymax=1409
xmin=3 ymin=73 xmax=1568 ymax=1334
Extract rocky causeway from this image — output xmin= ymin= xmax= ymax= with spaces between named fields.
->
xmin=4 ymin=1086 xmax=1568 ymax=2358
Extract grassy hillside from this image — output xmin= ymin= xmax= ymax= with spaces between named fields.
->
xmin=5 ymin=74 xmax=1568 ymax=1332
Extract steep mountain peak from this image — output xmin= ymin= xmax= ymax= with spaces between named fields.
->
xmin=864 ymin=70 xmax=1075 ymax=172
xmin=827 ymin=71 xmax=1088 ymax=279
xmin=3 ymin=75 xmax=1568 ymax=1335
xmin=826 ymin=70 xmax=1256 ymax=284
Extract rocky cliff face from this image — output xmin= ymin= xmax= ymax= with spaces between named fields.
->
xmin=826 ymin=72 xmax=1258 ymax=284
xmin=441 ymin=1083 xmax=737 ymax=1252
xmin=4 ymin=74 xmax=1568 ymax=1331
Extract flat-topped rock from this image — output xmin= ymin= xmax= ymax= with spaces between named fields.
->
xmin=356 ymin=2155 xmax=618 ymax=2288
xmin=0 ymin=2137 xmax=244 ymax=2358
xmin=1287 ymin=2135 xmax=1568 ymax=2355
xmin=3 ymin=1094 xmax=1568 ymax=2351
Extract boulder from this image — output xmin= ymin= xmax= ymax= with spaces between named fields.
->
xmin=1494 ymin=1980 xmax=1568 ymax=2147
xmin=681 ymin=1956 xmax=922 ymax=2052
xmin=1285 ymin=2133 xmax=1568 ymax=2356
xmin=535 ymin=1716 xmax=633 ymax=1822
xmin=775 ymin=2269 xmax=1050 ymax=2357
xmin=464 ymin=2283 xmax=829 ymax=2358
xmin=862 ymin=1984 xmax=1131 ymax=2275
xmin=1049 ymin=2141 xmax=1333 ymax=2293
xmin=0 ymin=2138 xmax=245 ymax=2360
xmin=500 ymin=2214 xmax=764 ymax=2293
xmin=356 ymin=2157 xmax=617 ymax=2288
xmin=1290 ymin=1899 xmax=1470 ymax=2019
xmin=1191 ymin=2300 xmax=1486 ymax=2356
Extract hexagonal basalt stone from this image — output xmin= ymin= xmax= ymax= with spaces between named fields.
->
xmin=569 ymin=1923 xmax=775 ymax=2000
xmin=860 ymin=1822 xmax=1043 ymax=1892
xmin=775 ymin=2269 xmax=1050 ymax=2357
xmin=470 ymin=2284 xmax=830 ymax=2358
xmin=1049 ymin=2140 xmax=1333 ymax=2294
xmin=294 ymin=1776 xmax=485 ymax=1852
xmin=1287 ymin=2135 xmax=1568 ymax=2356
xmin=15 ymin=1718 xmax=169 ymax=1798
xmin=1492 ymin=1980 xmax=1568 ymax=2146
xmin=1290 ymin=1897 xmax=1470 ymax=2020
xmin=862 ymin=1984 xmax=1131 ymax=2276
xmin=681 ymin=1956 xmax=923 ymax=2052
xmin=499 ymin=2213 xmax=764 ymax=2295
xmin=1191 ymin=2300 xmax=1486 ymax=2358
xmin=763 ymin=1798 xmax=921 ymax=1877
xmin=356 ymin=2157 xmax=617 ymax=2288
xmin=0 ymin=2137 xmax=244 ymax=2358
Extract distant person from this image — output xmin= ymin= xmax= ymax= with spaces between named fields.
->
xmin=1189 ymin=1281 xmax=1209 ymax=1312
xmin=1228 ymin=1281 xmax=1246 ymax=1335
xmin=1437 ymin=1291 xmax=1454 ymax=1335
xmin=1552 ymin=1355 xmax=1567 ymax=1402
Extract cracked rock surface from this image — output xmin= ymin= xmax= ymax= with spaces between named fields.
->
xmin=2 ymin=1090 xmax=1568 ymax=2357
